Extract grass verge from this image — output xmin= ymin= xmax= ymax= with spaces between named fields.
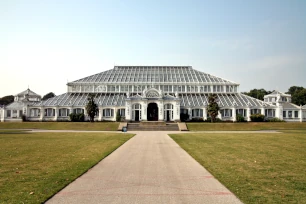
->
xmin=186 ymin=122 xmax=306 ymax=131
xmin=0 ymin=132 xmax=134 ymax=203
xmin=169 ymin=131 xmax=306 ymax=203
xmin=0 ymin=122 xmax=119 ymax=131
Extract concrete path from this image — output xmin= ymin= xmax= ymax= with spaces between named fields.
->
xmin=46 ymin=131 xmax=242 ymax=204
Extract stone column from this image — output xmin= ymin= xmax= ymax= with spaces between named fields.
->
xmin=300 ymin=106 xmax=303 ymax=122
xmin=261 ymin=107 xmax=265 ymax=118
xmin=40 ymin=107 xmax=44 ymax=121
xmin=99 ymin=107 xmax=103 ymax=121
xmin=158 ymin=101 xmax=164 ymax=121
xmin=232 ymin=107 xmax=236 ymax=122
xmin=0 ymin=107 xmax=4 ymax=122
xmin=142 ymin=101 xmax=147 ymax=121
xmin=203 ymin=108 xmax=207 ymax=121
xmin=54 ymin=107 xmax=58 ymax=121
xmin=188 ymin=108 xmax=192 ymax=120
xmin=125 ymin=102 xmax=131 ymax=121
xmin=246 ymin=107 xmax=251 ymax=121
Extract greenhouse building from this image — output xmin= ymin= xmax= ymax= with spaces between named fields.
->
xmin=1 ymin=66 xmax=305 ymax=122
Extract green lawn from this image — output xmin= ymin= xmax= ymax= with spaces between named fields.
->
xmin=0 ymin=132 xmax=134 ymax=203
xmin=187 ymin=122 xmax=306 ymax=131
xmin=0 ymin=122 xmax=119 ymax=131
xmin=169 ymin=131 xmax=306 ymax=203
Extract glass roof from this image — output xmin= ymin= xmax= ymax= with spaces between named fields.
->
xmin=69 ymin=66 xmax=238 ymax=85
xmin=32 ymin=93 xmax=273 ymax=108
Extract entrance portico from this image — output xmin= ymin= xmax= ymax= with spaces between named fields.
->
xmin=125 ymin=88 xmax=181 ymax=122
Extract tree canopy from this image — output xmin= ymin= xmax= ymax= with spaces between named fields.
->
xmin=85 ymin=94 xmax=99 ymax=122
xmin=42 ymin=92 xmax=56 ymax=101
xmin=286 ymin=86 xmax=306 ymax=106
xmin=0 ymin=95 xmax=14 ymax=105
xmin=207 ymin=93 xmax=220 ymax=122
xmin=242 ymin=89 xmax=272 ymax=100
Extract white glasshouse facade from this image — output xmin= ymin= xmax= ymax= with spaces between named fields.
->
xmin=1 ymin=66 xmax=306 ymax=122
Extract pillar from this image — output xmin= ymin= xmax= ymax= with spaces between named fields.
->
xmin=0 ymin=107 xmax=4 ymax=122
xmin=99 ymin=107 xmax=103 ymax=121
xmin=54 ymin=107 xmax=58 ymax=121
xmin=203 ymin=108 xmax=207 ymax=120
xmin=300 ymin=106 xmax=303 ymax=122
xmin=142 ymin=101 xmax=147 ymax=121
xmin=188 ymin=108 xmax=192 ymax=120
xmin=232 ymin=107 xmax=236 ymax=122
xmin=125 ymin=102 xmax=131 ymax=121
xmin=40 ymin=107 xmax=44 ymax=121
xmin=246 ymin=107 xmax=251 ymax=121
xmin=158 ymin=101 xmax=164 ymax=121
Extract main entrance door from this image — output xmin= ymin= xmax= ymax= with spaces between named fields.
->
xmin=135 ymin=110 xmax=140 ymax=121
xmin=147 ymin=103 xmax=158 ymax=121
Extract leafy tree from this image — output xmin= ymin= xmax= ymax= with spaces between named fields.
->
xmin=242 ymin=89 xmax=271 ymax=100
xmin=207 ymin=93 xmax=220 ymax=123
xmin=42 ymin=92 xmax=56 ymax=101
xmin=0 ymin=95 xmax=14 ymax=105
xmin=85 ymin=94 xmax=99 ymax=122
xmin=292 ymin=88 xmax=306 ymax=106
xmin=286 ymin=86 xmax=304 ymax=96
xmin=286 ymin=86 xmax=306 ymax=106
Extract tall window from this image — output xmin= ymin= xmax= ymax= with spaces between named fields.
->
xmin=30 ymin=108 xmax=40 ymax=117
xmin=295 ymin=111 xmax=299 ymax=118
xmin=118 ymin=109 xmax=125 ymax=117
xmin=288 ymin=111 xmax=292 ymax=118
xmin=283 ymin=111 xmax=286 ymax=118
xmin=73 ymin=108 xmax=84 ymax=114
xmin=236 ymin=109 xmax=246 ymax=117
xmin=59 ymin=108 xmax=70 ymax=117
xmin=221 ymin=109 xmax=232 ymax=117
xmin=251 ymin=109 xmax=261 ymax=115
xmin=45 ymin=108 xmax=55 ymax=117
xmin=265 ymin=109 xmax=276 ymax=117
xmin=192 ymin=109 xmax=203 ymax=117
xmin=7 ymin=110 xmax=11 ymax=118
xmin=103 ymin=109 xmax=114 ymax=117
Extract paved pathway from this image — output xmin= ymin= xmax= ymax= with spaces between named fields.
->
xmin=46 ymin=131 xmax=242 ymax=204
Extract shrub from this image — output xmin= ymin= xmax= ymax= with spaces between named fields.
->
xmin=265 ymin=118 xmax=285 ymax=122
xmin=21 ymin=114 xmax=27 ymax=122
xmin=69 ymin=113 xmax=85 ymax=122
xmin=236 ymin=114 xmax=246 ymax=122
xmin=191 ymin=117 xmax=204 ymax=122
xmin=180 ymin=113 xmax=189 ymax=122
xmin=250 ymin=114 xmax=265 ymax=122
xmin=204 ymin=117 xmax=223 ymax=123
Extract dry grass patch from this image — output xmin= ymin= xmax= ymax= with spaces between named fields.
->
xmin=0 ymin=122 xmax=119 ymax=131
xmin=0 ymin=132 xmax=134 ymax=203
xmin=169 ymin=131 xmax=306 ymax=203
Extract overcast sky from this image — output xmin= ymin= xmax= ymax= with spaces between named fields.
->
xmin=1 ymin=0 xmax=306 ymax=97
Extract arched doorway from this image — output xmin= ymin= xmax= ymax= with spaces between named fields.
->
xmin=147 ymin=103 xmax=158 ymax=121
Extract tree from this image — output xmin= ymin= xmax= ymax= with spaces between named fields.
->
xmin=242 ymin=89 xmax=271 ymax=100
xmin=207 ymin=93 xmax=220 ymax=123
xmin=286 ymin=86 xmax=304 ymax=96
xmin=0 ymin=95 xmax=14 ymax=105
xmin=292 ymin=88 xmax=306 ymax=106
xmin=42 ymin=92 xmax=56 ymax=100
xmin=85 ymin=94 xmax=99 ymax=122
xmin=286 ymin=86 xmax=306 ymax=106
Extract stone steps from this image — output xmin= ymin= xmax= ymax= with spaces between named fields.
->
xmin=127 ymin=123 xmax=179 ymax=131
